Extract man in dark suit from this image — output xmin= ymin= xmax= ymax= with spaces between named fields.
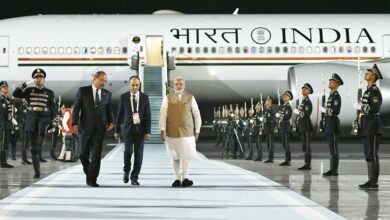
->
xmin=72 ymin=71 xmax=114 ymax=187
xmin=115 ymin=76 xmax=151 ymax=186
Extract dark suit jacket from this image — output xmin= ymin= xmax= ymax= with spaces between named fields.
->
xmin=72 ymin=86 xmax=114 ymax=135
xmin=115 ymin=92 xmax=151 ymax=136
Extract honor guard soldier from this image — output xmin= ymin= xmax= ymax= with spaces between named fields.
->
xmin=322 ymin=74 xmax=343 ymax=176
xmin=245 ymin=104 xmax=255 ymax=160
xmin=263 ymin=96 xmax=275 ymax=163
xmin=277 ymin=91 xmax=293 ymax=166
xmin=0 ymin=81 xmax=15 ymax=168
xmin=234 ymin=107 xmax=245 ymax=159
xmin=13 ymin=68 xmax=56 ymax=178
xmin=252 ymin=102 xmax=263 ymax=161
xmin=357 ymin=64 xmax=383 ymax=189
xmin=295 ymin=83 xmax=313 ymax=170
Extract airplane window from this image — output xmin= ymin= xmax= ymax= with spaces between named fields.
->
xmin=227 ymin=47 xmax=233 ymax=53
xmin=354 ymin=46 xmax=360 ymax=53
xmin=290 ymin=46 xmax=296 ymax=54
xmin=82 ymin=47 xmax=88 ymax=54
xmin=338 ymin=46 xmax=344 ymax=53
xmin=371 ymin=46 xmax=376 ymax=53
xmin=90 ymin=47 xmax=96 ymax=54
xmin=323 ymin=47 xmax=328 ymax=53
xmin=33 ymin=47 xmax=40 ymax=55
xmin=66 ymin=47 xmax=72 ymax=55
xmin=122 ymin=47 xmax=127 ymax=54
xmin=219 ymin=47 xmax=225 ymax=54
xmin=306 ymin=47 xmax=313 ymax=54
xmin=114 ymin=47 xmax=120 ymax=54
xmin=58 ymin=47 xmax=64 ymax=54
xmin=42 ymin=47 xmax=48 ymax=55
xmin=187 ymin=47 xmax=192 ymax=54
xmin=330 ymin=46 xmax=336 ymax=53
xmin=180 ymin=47 xmax=185 ymax=54
xmin=362 ymin=46 xmax=368 ymax=53
xmin=195 ymin=47 xmax=200 ymax=54
xmin=283 ymin=46 xmax=288 ymax=53
xmin=259 ymin=47 xmax=264 ymax=53
xmin=50 ymin=47 xmax=56 ymax=55
xmin=298 ymin=46 xmax=304 ymax=54
xmin=211 ymin=47 xmax=216 ymax=54
xmin=314 ymin=46 xmax=320 ymax=54
xmin=243 ymin=47 xmax=249 ymax=54
xmin=18 ymin=47 xmax=24 ymax=55
xmin=26 ymin=47 xmax=32 ymax=55
xmin=235 ymin=47 xmax=240 ymax=53
xmin=203 ymin=47 xmax=208 ymax=53
xmin=267 ymin=46 xmax=272 ymax=53
xmin=347 ymin=46 xmax=352 ymax=53
xmin=98 ymin=47 xmax=104 ymax=54
xmin=74 ymin=47 xmax=80 ymax=54
xmin=251 ymin=46 xmax=256 ymax=54
xmin=275 ymin=47 xmax=280 ymax=53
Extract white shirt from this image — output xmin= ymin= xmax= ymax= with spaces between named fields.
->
xmin=92 ymin=84 xmax=101 ymax=104
xmin=62 ymin=111 xmax=70 ymax=131
xmin=159 ymin=93 xmax=202 ymax=133
xmin=130 ymin=91 xmax=139 ymax=113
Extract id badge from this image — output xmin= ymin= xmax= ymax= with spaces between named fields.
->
xmin=133 ymin=113 xmax=141 ymax=124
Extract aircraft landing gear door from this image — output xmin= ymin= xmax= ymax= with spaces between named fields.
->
xmin=0 ymin=36 xmax=9 ymax=67
xmin=382 ymin=35 xmax=390 ymax=58
xmin=145 ymin=36 xmax=163 ymax=66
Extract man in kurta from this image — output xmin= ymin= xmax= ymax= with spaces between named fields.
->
xmin=159 ymin=77 xmax=202 ymax=187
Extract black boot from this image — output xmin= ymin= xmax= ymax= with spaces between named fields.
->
xmin=0 ymin=150 xmax=14 ymax=168
xmin=359 ymin=162 xmax=373 ymax=189
xmin=21 ymin=148 xmax=32 ymax=164
xmin=32 ymin=154 xmax=41 ymax=179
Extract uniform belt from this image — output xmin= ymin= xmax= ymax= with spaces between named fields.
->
xmin=27 ymin=107 xmax=48 ymax=112
xmin=362 ymin=113 xmax=380 ymax=116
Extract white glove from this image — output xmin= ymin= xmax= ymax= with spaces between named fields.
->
xmin=11 ymin=118 xmax=18 ymax=126
xmin=259 ymin=117 xmax=263 ymax=122
xmin=275 ymin=113 xmax=280 ymax=118
xmin=293 ymin=109 xmax=300 ymax=115
xmin=320 ymin=107 xmax=326 ymax=113
xmin=354 ymin=102 xmax=362 ymax=110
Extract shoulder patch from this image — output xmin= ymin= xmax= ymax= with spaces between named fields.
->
xmin=373 ymin=97 xmax=379 ymax=103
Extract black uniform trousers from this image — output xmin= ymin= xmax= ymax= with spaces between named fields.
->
xmin=79 ymin=132 xmax=104 ymax=183
xmin=280 ymin=132 xmax=291 ymax=162
xmin=265 ymin=133 xmax=274 ymax=161
xmin=326 ymin=132 xmax=339 ymax=172
xmin=123 ymin=132 xmax=144 ymax=181
xmin=300 ymin=132 xmax=312 ymax=165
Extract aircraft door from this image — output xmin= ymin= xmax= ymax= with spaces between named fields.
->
xmin=382 ymin=35 xmax=390 ymax=58
xmin=0 ymin=36 xmax=9 ymax=67
xmin=145 ymin=36 xmax=163 ymax=66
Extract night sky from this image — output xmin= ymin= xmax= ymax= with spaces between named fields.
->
xmin=1 ymin=0 xmax=390 ymax=19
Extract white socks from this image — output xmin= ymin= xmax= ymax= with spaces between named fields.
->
xmin=172 ymin=159 xmax=191 ymax=180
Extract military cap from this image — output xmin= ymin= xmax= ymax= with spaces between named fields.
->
xmin=329 ymin=73 xmax=344 ymax=85
xmin=367 ymin=64 xmax=383 ymax=80
xmin=302 ymin=83 xmax=313 ymax=94
xmin=32 ymin=68 xmax=46 ymax=79
xmin=283 ymin=90 xmax=293 ymax=100
xmin=0 ymin=81 xmax=8 ymax=88
xmin=265 ymin=95 xmax=273 ymax=102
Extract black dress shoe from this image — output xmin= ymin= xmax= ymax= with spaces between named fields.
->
xmin=254 ymin=158 xmax=262 ymax=161
xmin=88 ymin=182 xmax=100 ymax=187
xmin=131 ymin=180 xmax=140 ymax=186
xmin=359 ymin=181 xmax=378 ymax=190
xmin=1 ymin=163 xmax=14 ymax=168
xmin=123 ymin=173 xmax=129 ymax=184
xmin=264 ymin=159 xmax=274 ymax=163
xmin=298 ymin=164 xmax=311 ymax=170
xmin=50 ymin=157 xmax=58 ymax=161
xmin=22 ymin=160 xmax=32 ymax=165
xmin=40 ymin=158 xmax=47 ymax=163
xmin=322 ymin=170 xmax=338 ymax=176
xmin=181 ymin=178 xmax=193 ymax=187
xmin=172 ymin=180 xmax=181 ymax=187
xmin=34 ymin=172 xmax=40 ymax=179
xmin=279 ymin=161 xmax=290 ymax=166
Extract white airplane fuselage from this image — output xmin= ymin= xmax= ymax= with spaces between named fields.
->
xmin=0 ymin=14 xmax=390 ymax=127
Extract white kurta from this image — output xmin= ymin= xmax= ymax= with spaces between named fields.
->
xmin=159 ymin=93 xmax=202 ymax=160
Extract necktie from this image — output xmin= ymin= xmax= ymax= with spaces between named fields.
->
xmin=95 ymin=89 xmax=100 ymax=106
xmin=132 ymin=94 xmax=137 ymax=113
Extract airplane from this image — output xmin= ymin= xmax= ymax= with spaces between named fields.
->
xmin=0 ymin=11 xmax=389 ymax=134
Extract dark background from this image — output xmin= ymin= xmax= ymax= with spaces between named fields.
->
xmin=1 ymin=0 xmax=390 ymax=19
